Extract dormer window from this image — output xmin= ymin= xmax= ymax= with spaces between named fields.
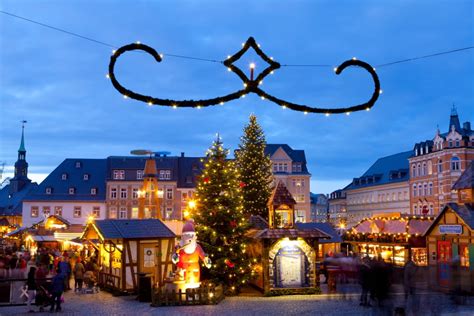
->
xmin=113 ymin=170 xmax=125 ymax=180
xmin=91 ymin=188 xmax=97 ymax=195
xmin=75 ymin=161 xmax=82 ymax=168
xmin=137 ymin=170 xmax=144 ymax=180
xmin=46 ymin=187 xmax=52 ymax=195
xmin=455 ymin=140 xmax=460 ymax=147
xmin=425 ymin=145 xmax=429 ymax=153
xmin=69 ymin=187 xmax=76 ymax=195
xmin=61 ymin=173 xmax=68 ymax=180
xmin=415 ymin=148 xmax=418 ymax=156
xmin=449 ymin=140 xmax=453 ymax=147
xmin=83 ymin=174 xmax=89 ymax=181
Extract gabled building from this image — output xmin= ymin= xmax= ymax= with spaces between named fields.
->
xmin=265 ymin=144 xmax=311 ymax=223
xmin=409 ymin=107 xmax=474 ymax=215
xmin=344 ymin=151 xmax=412 ymax=227
xmin=310 ymin=193 xmax=329 ymax=222
xmin=0 ymin=123 xmax=37 ymax=227
xmin=22 ymin=159 xmax=107 ymax=227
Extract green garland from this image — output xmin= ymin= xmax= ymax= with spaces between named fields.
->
xmin=108 ymin=37 xmax=381 ymax=115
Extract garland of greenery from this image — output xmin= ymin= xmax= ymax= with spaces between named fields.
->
xmin=108 ymin=37 xmax=380 ymax=114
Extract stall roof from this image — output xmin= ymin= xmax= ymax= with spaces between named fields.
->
xmin=425 ymin=203 xmax=474 ymax=235
xmin=296 ymin=222 xmax=343 ymax=243
xmin=31 ymin=235 xmax=57 ymax=242
xmin=351 ymin=216 xmax=433 ymax=236
xmin=93 ymin=219 xmax=175 ymax=239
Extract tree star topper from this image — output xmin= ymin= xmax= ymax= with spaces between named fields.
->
xmin=108 ymin=37 xmax=381 ymax=115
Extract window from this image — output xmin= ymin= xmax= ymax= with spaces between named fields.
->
xmin=131 ymin=207 xmax=138 ymax=219
xmin=438 ymin=160 xmax=443 ymax=173
xmin=449 ymin=140 xmax=453 ymax=147
xmin=295 ymin=210 xmax=305 ymax=223
xmin=451 ymin=157 xmax=460 ymax=171
xmin=137 ymin=170 xmax=144 ymax=180
xmin=119 ymin=207 xmax=127 ymax=219
xmin=460 ymin=244 xmax=470 ymax=268
xmin=429 ymin=183 xmax=433 ymax=195
xmin=110 ymin=187 xmax=117 ymax=199
xmin=69 ymin=187 xmax=75 ymax=195
xmin=418 ymin=184 xmax=422 ymax=197
xmin=414 ymin=205 xmax=418 ymax=214
xmin=428 ymin=160 xmax=433 ymax=175
xmin=413 ymin=184 xmax=417 ymax=197
xmin=73 ymin=206 xmax=82 ymax=218
xmin=31 ymin=206 xmax=39 ymax=217
xmin=165 ymin=207 xmax=173 ymax=219
xmin=412 ymin=165 xmax=416 ymax=177
xmin=46 ymin=187 xmax=52 ymax=195
xmin=83 ymin=174 xmax=89 ymax=181
xmin=429 ymin=204 xmax=434 ymax=215
xmin=423 ymin=183 xmax=428 ymax=196
xmin=120 ymin=188 xmax=127 ymax=199
xmin=113 ymin=170 xmax=125 ymax=180
xmin=61 ymin=173 xmax=68 ymax=180
xmin=166 ymin=188 xmax=173 ymax=200
xmin=109 ymin=207 xmax=117 ymax=219
xmin=132 ymin=188 xmax=139 ymax=199
xmin=422 ymin=163 xmax=427 ymax=176
xmin=54 ymin=206 xmax=63 ymax=216
xmin=455 ymin=140 xmax=460 ymax=147
xmin=416 ymin=164 xmax=421 ymax=177
xmin=75 ymin=161 xmax=82 ymax=168
xmin=159 ymin=170 xmax=171 ymax=180
xmin=295 ymin=194 xmax=305 ymax=203
xmin=91 ymin=188 xmax=97 ymax=195
xmin=292 ymin=163 xmax=302 ymax=173
xmin=43 ymin=206 xmax=51 ymax=216
xmin=92 ymin=206 xmax=100 ymax=218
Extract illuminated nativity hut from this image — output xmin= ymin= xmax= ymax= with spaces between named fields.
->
xmin=247 ymin=181 xmax=330 ymax=295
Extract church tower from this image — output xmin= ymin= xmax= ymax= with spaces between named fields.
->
xmin=9 ymin=121 xmax=31 ymax=194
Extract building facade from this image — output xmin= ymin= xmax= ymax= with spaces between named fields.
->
xmin=265 ymin=144 xmax=311 ymax=223
xmin=22 ymin=159 xmax=107 ymax=227
xmin=328 ymin=189 xmax=347 ymax=226
xmin=409 ymin=108 xmax=474 ymax=216
xmin=310 ymin=193 xmax=329 ymax=222
xmin=344 ymin=151 xmax=411 ymax=227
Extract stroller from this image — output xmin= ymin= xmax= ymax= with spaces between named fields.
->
xmin=82 ymin=271 xmax=99 ymax=294
xmin=35 ymin=285 xmax=54 ymax=312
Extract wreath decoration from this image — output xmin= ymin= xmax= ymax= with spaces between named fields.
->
xmin=108 ymin=37 xmax=381 ymax=114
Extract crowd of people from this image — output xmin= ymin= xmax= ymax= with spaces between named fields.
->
xmin=0 ymin=246 xmax=99 ymax=313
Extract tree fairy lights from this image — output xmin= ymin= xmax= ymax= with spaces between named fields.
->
xmin=108 ymin=37 xmax=381 ymax=115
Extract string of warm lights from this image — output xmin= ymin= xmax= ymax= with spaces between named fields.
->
xmin=108 ymin=37 xmax=381 ymax=115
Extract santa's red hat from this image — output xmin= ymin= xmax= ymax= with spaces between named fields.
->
xmin=182 ymin=220 xmax=195 ymax=234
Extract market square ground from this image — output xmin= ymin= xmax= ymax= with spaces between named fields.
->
xmin=1 ymin=287 xmax=473 ymax=316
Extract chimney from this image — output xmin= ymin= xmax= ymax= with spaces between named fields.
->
xmin=463 ymin=122 xmax=471 ymax=131
xmin=181 ymin=152 xmax=185 ymax=157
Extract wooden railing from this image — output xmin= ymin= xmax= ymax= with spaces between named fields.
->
xmin=151 ymin=284 xmax=224 ymax=306
xmin=98 ymin=272 xmax=121 ymax=291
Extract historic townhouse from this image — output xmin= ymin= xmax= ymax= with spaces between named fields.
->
xmin=105 ymin=153 xmax=203 ymax=220
xmin=310 ymin=193 xmax=329 ymax=222
xmin=328 ymin=189 xmax=347 ymax=226
xmin=22 ymin=159 xmax=107 ymax=227
xmin=265 ymin=144 xmax=311 ymax=223
xmin=344 ymin=151 xmax=411 ymax=227
xmin=409 ymin=108 xmax=474 ymax=215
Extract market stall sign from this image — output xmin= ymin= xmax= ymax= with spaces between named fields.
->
xmin=439 ymin=225 xmax=462 ymax=235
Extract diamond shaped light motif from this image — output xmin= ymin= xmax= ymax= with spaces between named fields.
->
xmin=108 ymin=37 xmax=380 ymax=115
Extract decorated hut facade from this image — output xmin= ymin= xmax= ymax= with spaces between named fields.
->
xmin=82 ymin=219 xmax=175 ymax=293
xmin=248 ymin=181 xmax=330 ymax=295
xmin=345 ymin=215 xmax=433 ymax=266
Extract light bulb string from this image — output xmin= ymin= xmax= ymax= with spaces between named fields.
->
xmin=1 ymin=10 xmax=472 ymax=69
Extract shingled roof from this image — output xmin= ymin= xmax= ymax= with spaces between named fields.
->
xmin=248 ymin=228 xmax=330 ymax=239
xmin=93 ymin=219 xmax=175 ymax=239
xmin=452 ymin=161 xmax=474 ymax=190
xmin=268 ymin=181 xmax=296 ymax=207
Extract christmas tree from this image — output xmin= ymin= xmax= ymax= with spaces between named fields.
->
xmin=236 ymin=114 xmax=273 ymax=220
xmin=193 ymin=136 xmax=251 ymax=294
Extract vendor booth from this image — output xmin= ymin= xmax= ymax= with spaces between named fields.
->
xmin=345 ymin=215 xmax=433 ymax=266
xmin=82 ymin=219 xmax=176 ymax=293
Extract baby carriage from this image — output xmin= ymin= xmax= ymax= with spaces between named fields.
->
xmin=81 ymin=271 xmax=99 ymax=294
xmin=35 ymin=285 xmax=54 ymax=312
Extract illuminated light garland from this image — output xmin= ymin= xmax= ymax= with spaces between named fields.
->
xmin=108 ymin=37 xmax=381 ymax=115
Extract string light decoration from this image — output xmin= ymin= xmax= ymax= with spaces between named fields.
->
xmin=108 ymin=37 xmax=381 ymax=115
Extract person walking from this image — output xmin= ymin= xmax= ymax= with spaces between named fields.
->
xmin=74 ymin=258 xmax=85 ymax=292
xmin=404 ymin=257 xmax=418 ymax=315
xmin=50 ymin=269 xmax=65 ymax=313
xmin=26 ymin=267 xmax=37 ymax=313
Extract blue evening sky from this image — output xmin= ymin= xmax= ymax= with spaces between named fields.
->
xmin=0 ymin=0 xmax=473 ymax=194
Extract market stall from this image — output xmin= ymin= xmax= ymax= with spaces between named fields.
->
xmin=345 ymin=215 xmax=433 ymax=266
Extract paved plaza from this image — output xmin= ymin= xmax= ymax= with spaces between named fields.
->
xmin=1 ymin=288 xmax=474 ymax=316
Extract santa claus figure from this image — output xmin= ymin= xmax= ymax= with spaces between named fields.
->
xmin=172 ymin=220 xmax=211 ymax=289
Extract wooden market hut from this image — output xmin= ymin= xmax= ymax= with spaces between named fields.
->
xmin=345 ymin=215 xmax=433 ymax=266
xmin=82 ymin=219 xmax=175 ymax=293
xmin=248 ymin=181 xmax=330 ymax=295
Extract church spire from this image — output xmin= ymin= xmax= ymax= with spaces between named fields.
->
xmin=449 ymin=104 xmax=461 ymax=133
xmin=19 ymin=120 xmax=27 ymax=153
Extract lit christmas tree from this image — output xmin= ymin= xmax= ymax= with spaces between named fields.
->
xmin=236 ymin=114 xmax=273 ymax=220
xmin=193 ymin=136 xmax=251 ymax=294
